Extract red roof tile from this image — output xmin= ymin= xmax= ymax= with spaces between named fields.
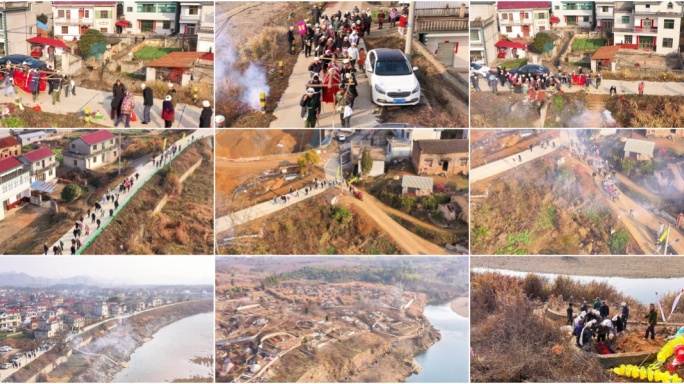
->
xmin=79 ymin=130 xmax=115 ymax=145
xmin=26 ymin=37 xmax=69 ymax=50
xmin=497 ymin=1 xmax=550 ymax=10
xmin=0 ymin=157 xmax=23 ymax=174
xmin=23 ymin=147 xmax=54 ymax=163
xmin=0 ymin=136 xmax=20 ymax=149
xmin=146 ymin=52 xmax=206 ymax=68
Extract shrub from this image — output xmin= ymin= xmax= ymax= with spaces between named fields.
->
xmin=331 ymin=206 xmax=352 ymax=225
xmin=61 ymin=184 xmax=82 ymax=202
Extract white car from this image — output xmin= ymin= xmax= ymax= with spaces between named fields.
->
xmin=0 ymin=362 xmax=11 ymax=369
xmin=470 ymin=62 xmax=491 ymax=78
xmin=365 ymin=48 xmax=420 ymax=106
xmin=0 ymin=346 xmax=11 ymax=352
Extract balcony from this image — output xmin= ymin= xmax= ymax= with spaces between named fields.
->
xmin=0 ymin=2 xmax=29 ymax=11
xmin=54 ymin=18 xmax=94 ymax=26
xmin=31 ymin=163 xmax=56 ymax=176
xmin=633 ymin=9 xmax=684 ymax=17
xmin=470 ymin=16 xmax=495 ymax=28
xmin=613 ymin=26 xmax=658 ymax=34
xmin=415 ymin=18 xmax=468 ymax=32
xmin=179 ymin=13 xmax=200 ymax=23
xmin=0 ymin=166 xmax=29 ymax=185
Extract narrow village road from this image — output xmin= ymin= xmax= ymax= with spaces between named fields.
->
xmin=470 ymin=137 xmax=562 ymax=183
xmin=48 ymin=130 xmax=213 ymax=255
xmin=487 ymin=78 xmax=684 ymax=96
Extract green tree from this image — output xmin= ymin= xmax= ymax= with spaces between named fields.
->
xmin=77 ymin=29 xmax=106 ymax=58
xmin=421 ymin=195 xmax=437 ymax=210
xmin=400 ymin=195 xmax=416 ymax=212
xmin=61 ymin=184 xmax=82 ymax=202
xmin=531 ymin=32 xmax=553 ymax=54
xmin=297 ymin=149 xmax=321 ymax=173
xmin=622 ymin=159 xmax=636 ymax=176
xmin=231 ymin=278 xmax=235 ymax=286
xmin=638 ymin=160 xmax=654 ymax=175
xmin=331 ymin=206 xmax=352 ymax=224
xmin=361 ymin=147 xmax=373 ymax=176
xmin=37 ymin=13 xmax=48 ymax=24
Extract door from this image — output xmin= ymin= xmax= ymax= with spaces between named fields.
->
xmin=566 ymin=16 xmax=577 ymax=26
xmin=437 ymin=42 xmax=455 ymax=67
xmin=639 ymin=36 xmax=654 ymax=51
xmin=522 ymin=25 xmax=530 ymax=37
xmin=442 ymin=160 xmax=449 ymax=172
xmin=141 ymin=20 xmax=154 ymax=33
xmin=603 ymin=20 xmax=613 ymax=31
xmin=643 ymin=19 xmax=652 ymax=30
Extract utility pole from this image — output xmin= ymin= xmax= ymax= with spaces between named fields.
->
xmin=404 ymin=1 xmax=416 ymax=61
xmin=118 ymin=130 xmax=122 ymax=176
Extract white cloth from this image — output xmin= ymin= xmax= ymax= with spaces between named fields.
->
xmin=343 ymin=105 xmax=352 ymax=119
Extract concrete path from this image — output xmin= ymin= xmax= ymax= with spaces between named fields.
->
xmin=0 ymin=345 xmax=54 ymax=382
xmin=46 ymin=130 xmax=213 ymax=256
xmin=470 ymin=137 xmax=562 ymax=183
xmin=215 ymin=156 xmax=339 ymax=235
xmin=4 ymin=85 xmax=211 ymax=128
xmin=270 ymin=1 xmax=381 ymax=128
xmin=480 ymin=77 xmax=684 ymax=96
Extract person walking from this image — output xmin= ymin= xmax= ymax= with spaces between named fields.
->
xmin=162 ymin=95 xmax=175 ymax=128
xmin=471 ymin=72 xmax=481 ymax=92
xmin=334 ymin=88 xmax=352 ymax=128
xmin=287 ymin=26 xmax=296 ymax=55
xmin=115 ymin=91 xmax=135 ymax=128
xmin=30 ymin=70 xmax=41 ymax=102
xmin=621 ymin=302 xmax=629 ymax=331
xmin=43 ymin=242 xmax=48 ymax=255
xmin=111 ymin=79 xmax=126 ymax=120
xmin=199 ymin=100 xmax=213 ymax=128
xmin=644 ymin=303 xmax=657 ymax=340
xmin=638 ymin=81 xmax=645 ymax=96
xmin=300 ymin=88 xmax=320 ymax=128
xmin=141 ymin=83 xmax=153 ymax=124
xmin=96 ymin=218 xmax=101 ymax=230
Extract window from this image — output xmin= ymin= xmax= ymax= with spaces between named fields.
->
xmin=663 ymin=38 xmax=674 ymax=48
xmin=537 ymin=12 xmax=545 ymax=19
xmin=92 ymin=156 xmax=97 ymax=164
xmin=189 ymin=6 xmax=199 ymax=15
xmin=99 ymin=10 xmax=109 ymax=19
xmin=539 ymin=26 xmax=546 ymax=30
xmin=668 ymin=2 xmax=674 ymax=9
xmin=127 ymin=6 xmax=133 ymax=12
xmin=61 ymin=26 xmax=68 ymax=34
xmin=645 ymin=4 xmax=651 ymax=9
xmin=459 ymin=159 xmax=467 ymax=167
xmin=506 ymin=26 xmax=513 ymax=32
xmin=84 ymin=10 xmax=90 ymax=18
xmin=101 ymin=154 xmax=105 ymax=162
xmin=27 ymin=3 xmax=32 ymax=11
xmin=100 ymin=28 xmax=107 ymax=33
xmin=58 ymin=10 xmax=65 ymax=18
xmin=602 ymin=6 xmax=609 ymax=12
xmin=92 ymin=145 xmax=96 ymax=151
xmin=502 ymin=13 xmax=508 ymax=20
xmin=424 ymin=160 xmax=433 ymax=167
xmin=664 ymin=19 xmax=675 ymax=29
xmin=66 ymin=10 xmax=71 ymax=19
xmin=141 ymin=20 xmax=154 ymax=32
xmin=624 ymin=35 xmax=633 ymax=44
xmin=621 ymin=16 xmax=630 ymax=24
xmin=28 ymin=27 xmax=32 ymax=35
xmin=470 ymin=30 xmax=480 ymax=41
xmin=583 ymin=16 xmax=589 ymax=22
xmin=524 ymin=12 xmax=530 ymax=19
xmin=163 ymin=21 xmax=171 ymax=29
xmin=110 ymin=139 xmax=113 ymax=144
xmin=71 ymin=144 xmax=75 ymax=149
xmin=554 ymin=5 xmax=559 ymax=10
xmin=138 ymin=4 xmax=155 ymax=13
xmin=48 ymin=169 xmax=52 ymax=176
xmin=113 ymin=151 xmax=117 ymax=157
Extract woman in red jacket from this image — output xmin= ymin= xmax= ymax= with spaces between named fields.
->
xmin=398 ymin=14 xmax=407 ymax=36
xmin=162 ymin=95 xmax=175 ymax=128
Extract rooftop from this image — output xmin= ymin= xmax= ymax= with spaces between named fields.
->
xmin=591 ymin=45 xmax=620 ymax=61
xmin=0 ymin=157 xmax=24 ymax=174
xmin=78 ymin=130 xmax=115 ymax=145
xmin=497 ymin=1 xmax=550 ymax=10
xmin=0 ymin=136 xmax=20 ymax=149
xmin=402 ymin=175 xmax=434 ymax=190
xmin=624 ymin=139 xmax=655 ymax=156
xmin=146 ymin=52 xmax=206 ymax=68
xmin=415 ymin=139 xmax=469 ymax=154
xmin=18 ymin=131 xmax=45 ymax=139
xmin=22 ymin=147 xmax=55 ymax=163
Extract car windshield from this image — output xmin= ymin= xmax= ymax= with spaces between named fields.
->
xmin=376 ymin=59 xmax=412 ymax=76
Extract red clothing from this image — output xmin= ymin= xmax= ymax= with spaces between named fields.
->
xmin=358 ymin=51 xmax=366 ymax=67
xmin=161 ymin=100 xmax=175 ymax=121
xmin=399 ymin=15 xmax=407 ymax=27
xmin=322 ymin=65 xmax=341 ymax=104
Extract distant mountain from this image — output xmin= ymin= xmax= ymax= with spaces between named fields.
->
xmin=0 ymin=272 xmax=210 ymax=288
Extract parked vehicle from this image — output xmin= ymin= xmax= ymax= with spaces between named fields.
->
xmin=365 ymin=48 xmax=420 ymax=106
xmin=0 ymin=346 xmax=12 ymax=352
xmin=0 ymin=362 xmax=11 ymax=369
xmin=470 ymin=62 xmax=491 ymax=77
xmin=509 ymin=64 xmax=550 ymax=76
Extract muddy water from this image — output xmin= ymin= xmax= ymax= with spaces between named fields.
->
xmin=112 ymin=312 xmax=213 ymax=383
xmin=473 ymin=268 xmax=684 ymax=304
xmin=406 ymin=302 xmax=469 ymax=383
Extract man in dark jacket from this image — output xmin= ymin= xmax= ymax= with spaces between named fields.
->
xmin=199 ymin=100 xmax=212 ymax=128
xmin=621 ymin=302 xmax=629 ymax=331
xmin=287 ymin=26 xmax=295 ymax=55
xmin=599 ymin=301 xmax=610 ymax=319
xmin=312 ymin=5 xmax=321 ymax=24
xmin=567 ymin=302 xmax=574 ymax=326
xmin=645 ymin=304 xmax=657 ymax=340
xmin=111 ymin=79 xmax=126 ymax=119
xmin=141 ymin=83 xmax=153 ymax=124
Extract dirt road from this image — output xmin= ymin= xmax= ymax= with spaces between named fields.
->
xmin=472 ymin=256 xmax=684 ymax=279
xmin=341 ymin=193 xmax=446 ymax=255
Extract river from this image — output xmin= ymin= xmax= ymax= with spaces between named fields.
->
xmin=406 ymin=302 xmax=469 ymax=383
xmin=112 ymin=312 xmax=213 ymax=383
xmin=473 ymin=267 xmax=684 ymax=304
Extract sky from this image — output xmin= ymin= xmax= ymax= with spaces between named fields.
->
xmin=0 ymin=256 xmax=213 ymax=286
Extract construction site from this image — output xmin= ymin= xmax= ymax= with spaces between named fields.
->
xmin=471 ymin=256 xmax=684 ymax=383
xmin=218 ymin=1 xmax=468 ymax=128
xmin=215 ymin=256 xmax=469 ymax=383
xmin=470 ymin=129 xmax=684 ymax=255
xmin=215 ymin=129 xmax=469 ymax=255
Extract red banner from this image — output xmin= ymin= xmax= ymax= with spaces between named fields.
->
xmin=13 ymin=71 xmax=47 ymax=93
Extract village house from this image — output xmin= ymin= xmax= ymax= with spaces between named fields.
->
xmin=17 ymin=131 xmax=46 ymax=146
xmin=35 ymin=316 xmax=62 ymax=339
xmin=595 ymin=0 xmax=616 ymax=31
xmin=646 ymin=129 xmax=684 ymax=139
xmin=0 ymin=137 xmax=21 ymax=158
xmin=470 ymin=1 xmax=498 ymax=65
xmin=18 ymin=147 xmax=57 ymax=183
xmin=0 ymin=156 xmax=31 ymax=221
xmin=63 ymin=130 xmax=119 ymax=171
xmin=438 ymin=195 xmax=469 ymax=222
xmin=401 ymin=175 xmax=434 ymax=197
xmin=354 ymin=147 xmax=386 ymax=177
xmin=52 ymin=1 xmax=117 ymax=40
xmin=120 ymin=1 xmax=179 ymax=35
xmin=0 ymin=309 xmax=21 ymax=331
xmin=612 ymin=1 xmax=683 ymax=55
xmin=411 ymin=139 xmax=469 ymax=176
xmin=497 ymin=1 xmax=551 ymax=38
xmin=93 ymin=301 xmax=109 ymax=318
xmin=624 ymin=138 xmax=655 ymax=161
xmin=551 ymin=1 xmax=594 ymax=28
xmin=65 ymin=314 xmax=85 ymax=330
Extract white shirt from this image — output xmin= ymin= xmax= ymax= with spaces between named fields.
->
xmin=348 ymin=47 xmax=359 ymax=60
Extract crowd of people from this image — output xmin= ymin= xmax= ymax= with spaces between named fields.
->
xmin=294 ymin=4 xmax=410 ymax=128
xmin=272 ymin=177 xmax=345 ymax=205
xmin=471 ymin=65 xmax=609 ymax=96
xmin=570 ymin=298 xmax=630 ymax=350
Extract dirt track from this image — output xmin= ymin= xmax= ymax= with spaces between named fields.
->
xmin=472 ymin=256 xmax=684 ymax=278
xmin=341 ymin=194 xmax=446 ymax=255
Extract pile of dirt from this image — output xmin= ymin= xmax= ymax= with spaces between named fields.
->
xmin=0 ymin=103 xmax=104 ymax=128
xmin=613 ymin=331 xmax=666 ymax=353
xmin=216 ymin=130 xmax=315 ymax=159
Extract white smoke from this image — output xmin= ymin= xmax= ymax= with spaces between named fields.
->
xmin=219 ymin=38 xmax=270 ymax=111
xmin=567 ymin=109 xmax=617 ymax=128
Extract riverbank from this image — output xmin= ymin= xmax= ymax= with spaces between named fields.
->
xmin=450 ymin=297 xmax=469 ymax=318
xmin=472 ymin=256 xmax=684 ymax=278
xmin=53 ymin=300 xmax=213 ymax=383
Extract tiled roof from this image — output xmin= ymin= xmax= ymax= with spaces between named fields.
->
xmin=415 ymin=139 xmax=469 ymax=154
xmin=22 ymin=147 xmax=54 ymax=163
xmin=624 ymin=139 xmax=655 ymax=156
xmin=402 ymin=175 xmax=434 ymax=190
xmin=0 ymin=136 xmax=20 ymax=149
xmin=497 ymin=1 xmax=551 ymax=10
xmin=0 ymin=157 xmax=23 ymax=174
xmin=79 ymin=130 xmax=115 ymax=145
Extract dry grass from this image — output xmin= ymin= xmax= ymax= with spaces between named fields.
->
xmin=471 ymin=272 xmax=613 ymax=383
xmin=605 ymin=95 xmax=684 ymax=128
